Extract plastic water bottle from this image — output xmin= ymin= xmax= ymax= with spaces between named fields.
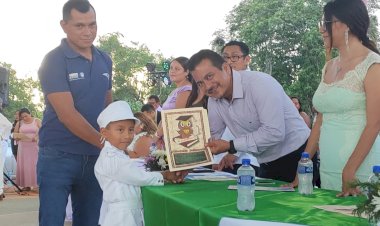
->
xmin=149 ymin=142 xmax=157 ymax=154
xmin=369 ymin=165 xmax=380 ymax=184
xmin=297 ymin=152 xmax=313 ymax=195
xmin=367 ymin=165 xmax=380 ymax=197
xmin=237 ymin=159 xmax=255 ymax=211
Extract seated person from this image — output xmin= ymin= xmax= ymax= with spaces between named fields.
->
xmin=185 ymin=77 xmax=208 ymax=109
xmin=127 ymin=112 xmax=158 ymax=158
xmin=141 ymin=104 xmax=156 ymax=124
xmin=291 ymin=96 xmax=311 ymax=128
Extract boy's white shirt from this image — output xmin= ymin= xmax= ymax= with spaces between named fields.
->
xmin=94 ymin=141 xmax=164 ymax=226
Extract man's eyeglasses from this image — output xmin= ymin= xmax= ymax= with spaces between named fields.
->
xmin=319 ymin=20 xmax=339 ymax=31
xmin=223 ymin=55 xmax=246 ymax=62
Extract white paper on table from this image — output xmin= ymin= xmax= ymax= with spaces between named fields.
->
xmin=186 ymin=171 xmax=237 ymax=181
xmin=314 ymin=205 xmax=366 ymax=218
xmin=227 ymin=185 xmax=295 ymax=192
xmin=219 ymin=217 xmax=305 ymax=226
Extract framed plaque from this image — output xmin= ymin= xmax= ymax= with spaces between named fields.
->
xmin=161 ymin=107 xmax=213 ymax=171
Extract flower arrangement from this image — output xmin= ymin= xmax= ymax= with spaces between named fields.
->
xmin=144 ymin=149 xmax=169 ymax=171
xmin=353 ymin=180 xmax=380 ymax=225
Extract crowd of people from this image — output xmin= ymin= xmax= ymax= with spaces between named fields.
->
xmin=1 ymin=0 xmax=379 ymax=225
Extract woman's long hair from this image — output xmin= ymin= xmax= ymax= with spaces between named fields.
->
xmin=323 ymin=0 xmax=379 ymax=54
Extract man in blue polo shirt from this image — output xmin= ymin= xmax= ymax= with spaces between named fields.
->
xmin=37 ymin=1 xmax=112 ymax=225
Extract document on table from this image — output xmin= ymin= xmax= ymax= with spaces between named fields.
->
xmin=186 ymin=171 xmax=237 ymax=181
xmin=314 ymin=205 xmax=366 ymax=218
xmin=219 ymin=218 xmax=306 ymax=226
xmin=227 ymin=185 xmax=295 ymax=192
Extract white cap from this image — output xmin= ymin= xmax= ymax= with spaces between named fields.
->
xmin=97 ymin=101 xmax=140 ymax=128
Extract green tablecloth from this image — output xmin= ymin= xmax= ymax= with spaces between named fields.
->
xmin=142 ymin=180 xmax=369 ymax=226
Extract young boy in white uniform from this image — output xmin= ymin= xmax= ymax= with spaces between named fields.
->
xmin=94 ymin=101 xmax=185 ymax=226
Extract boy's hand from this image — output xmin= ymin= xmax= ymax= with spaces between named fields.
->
xmin=162 ymin=170 xmax=188 ymax=184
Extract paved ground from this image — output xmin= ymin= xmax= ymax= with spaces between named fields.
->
xmin=0 ymin=185 xmax=72 ymax=226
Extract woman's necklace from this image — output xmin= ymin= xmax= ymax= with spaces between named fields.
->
xmin=334 ymin=52 xmax=369 ymax=82
xmin=333 ymin=57 xmax=342 ymax=82
xmin=336 ymin=58 xmax=342 ymax=73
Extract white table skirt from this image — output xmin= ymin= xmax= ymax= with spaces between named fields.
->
xmin=219 ymin=217 xmax=305 ymax=226
xmin=3 ymin=144 xmax=16 ymax=177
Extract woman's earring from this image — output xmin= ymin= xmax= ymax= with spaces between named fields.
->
xmin=345 ymin=29 xmax=350 ymax=51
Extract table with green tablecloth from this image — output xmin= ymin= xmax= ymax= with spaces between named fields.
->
xmin=141 ymin=180 xmax=368 ymax=226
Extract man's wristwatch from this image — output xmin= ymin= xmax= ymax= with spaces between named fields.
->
xmin=228 ymin=140 xmax=237 ymax=154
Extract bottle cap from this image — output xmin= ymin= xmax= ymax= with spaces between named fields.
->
xmin=301 ymin=152 xmax=309 ymax=158
xmin=151 ymin=143 xmax=156 ymax=146
xmin=242 ymin=159 xmax=250 ymax=165
xmin=373 ymin=165 xmax=380 ymax=173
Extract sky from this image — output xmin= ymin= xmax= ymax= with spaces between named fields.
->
xmin=0 ymin=0 xmax=241 ymax=78
xmin=0 ymin=1 xmax=379 ymax=79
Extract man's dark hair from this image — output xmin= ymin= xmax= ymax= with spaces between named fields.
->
xmin=188 ymin=49 xmax=225 ymax=72
xmin=221 ymin=41 xmax=250 ymax=56
xmin=148 ymin=95 xmax=160 ymax=103
xmin=63 ymin=0 xmax=95 ymax=21
xmin=141 ymin=104 xmax=155 ymax=113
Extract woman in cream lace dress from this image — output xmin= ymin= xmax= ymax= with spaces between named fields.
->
xmin=289 ymin=0 xmax=380 ymax=196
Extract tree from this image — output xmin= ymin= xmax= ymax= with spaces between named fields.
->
xmin=225 ymin=0 xmax=325 ymax=112
xmin=367 ymin=0 xmax=380 ymax=47
xmin=0 ymin=62 xmax=42 ymax=120
xmin=210 ymin=30 xmax=227 ymax=53
xmin=222 ymin=0 xmax=379 ymax=113
xmin=97 ymin=33 xmax=173 ymax=112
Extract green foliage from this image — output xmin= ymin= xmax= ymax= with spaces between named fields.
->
xmin=222 ymin=0 xmax=379 ymax=113
xmin=367 ymin=0 xmax=380 ymax=47
xmin=225 ymin=0 xmax=325 ymax=113
xmin=97 ymin=33 xmax=160 ymax=112
xmin=353 ymin=180 xmax=380 ymax=224
xmin=0 ymin=62 xmax=42 ymax=120
xmin=210 ymin=30 xmax=228 ymax=53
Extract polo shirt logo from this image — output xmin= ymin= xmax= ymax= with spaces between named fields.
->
xmin=102 ymin=73 xmax=109 ymax=79
xmin=68 ymin=72 xmax=85 ymax=81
